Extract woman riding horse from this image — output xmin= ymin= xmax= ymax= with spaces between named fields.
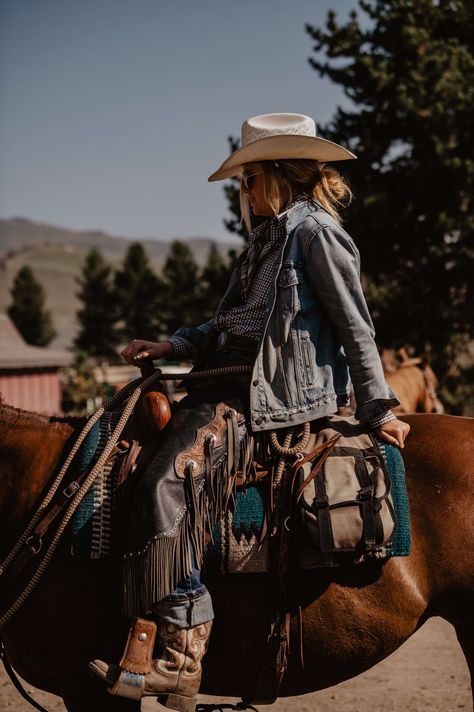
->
xmin=90 ymin=112 xmax=410 ymax=710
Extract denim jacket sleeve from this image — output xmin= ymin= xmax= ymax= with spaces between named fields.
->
xmin=306 ymin=223 xmax=399 ymax=421
xmin=169 ymin=264 xmax=242 ymax=360
xmin=170 ymin=319 xmax=215 ymax=359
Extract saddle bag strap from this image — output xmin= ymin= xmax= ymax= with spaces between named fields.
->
xmin=250 ymin=461 xmax=297 ymax=705
xmin=0 ymin=637 xmax=49 ymax=712
xmin=1 ymin=442 xmax=130 ymax=588
xmin=314 ymin=472 xmax=334 ymax=565
xmin=246 ymin=612 xmax=290 ymax=705
xmin=355 ymin=455 xmax=384 ymax=548
xmin=119 ymin=618 xmax=157 ymax=674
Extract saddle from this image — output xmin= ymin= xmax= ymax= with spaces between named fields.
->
xmin=71 ymin=390 xmax=401 ymax=571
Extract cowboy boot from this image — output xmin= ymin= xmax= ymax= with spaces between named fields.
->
xmin=89 ymin=617 xmax=212 ymax=712
xmin=156 ymin=618 xmax=213 ymax=712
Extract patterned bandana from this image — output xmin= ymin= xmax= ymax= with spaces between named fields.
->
xmin=239 ymin=211 xmax=288 ymax=298
xmin=212 ymin=198 xmax=310 ymax=341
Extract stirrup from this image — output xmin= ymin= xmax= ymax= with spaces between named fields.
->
xmin=90 ymin=617 xmax=157 ymax=700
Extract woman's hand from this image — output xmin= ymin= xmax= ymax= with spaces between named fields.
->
xmin=120 ymin=339 xmax=173 ymax=366
xmin=375 ymin=418 xmax=410 ymax=449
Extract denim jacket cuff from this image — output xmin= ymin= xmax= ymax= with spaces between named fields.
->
xmin=168 ymin=335 xmax=195 ymax=359
xmin=355 ymin=397 xmax=400 ymax=423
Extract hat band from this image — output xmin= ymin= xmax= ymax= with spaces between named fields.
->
xmin=242 ymin=125 xmax=315 ymax=146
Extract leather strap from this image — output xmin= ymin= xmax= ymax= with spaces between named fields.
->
xmin=108 ymin=669 xmax=145 ymax=700
xmin=118 ymin=618 xmax=157 ymax=674
xmin=1 ymin=443 xmax=130 ymax=590
xmin=356 ymin=457 xmax=376 ymax=547
xmin=0 ymin=637 xmax=50 ymax=712
xmin=296 ymin=434 xmax=341 ymax=501
xmin=314 ymin=468 xmax=334 ymax=565
xmin=117 ymin=440 xmax=142 ymax=486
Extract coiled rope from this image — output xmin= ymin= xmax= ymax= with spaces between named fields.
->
xmin=0 ymin=364 xmax=252 ymax=629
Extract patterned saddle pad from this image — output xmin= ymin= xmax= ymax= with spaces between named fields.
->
xmin=204 ymin=439 xmax=410 ymax=575
xmin=70 ymin=415 xmax=410 ymax=571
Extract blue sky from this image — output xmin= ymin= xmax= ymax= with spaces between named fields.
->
xmin=0 ymin=0 xmax=358 ymax=243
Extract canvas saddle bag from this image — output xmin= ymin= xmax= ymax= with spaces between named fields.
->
xmin=295 ymin=416 xmax=397 ymax=565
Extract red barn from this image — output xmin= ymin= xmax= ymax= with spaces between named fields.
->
xmin=0 ymin=313 xmax=71 ymax=415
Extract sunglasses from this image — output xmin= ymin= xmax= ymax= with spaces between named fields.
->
xmin=241 ymin=171 xmax=264 ymax=191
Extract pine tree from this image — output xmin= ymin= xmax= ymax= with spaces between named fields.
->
xmin=223 ymin=137 xmax=275 ymax=243
xmin=8 ymin=265 xmax=56 ymax=346
xmin=161 ymin=241 xmax=201 ymax=336
xmin=223 ymin=138 xmax=249 ymax=242
xmin=62 ymin=350 xmax=100 ymax=415
xmin=198 ymin=244 xmax=234 ymax=320
xmin=75 ymin=248 xmax=120 ymax=358
xmin=115 ymin=242 xmax=163 ymax=342
xmin=305 ymin=0 xmax=474 ymax=408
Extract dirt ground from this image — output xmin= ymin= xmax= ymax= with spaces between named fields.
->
xmin=0 ymin=617 xmax=471 ymax=712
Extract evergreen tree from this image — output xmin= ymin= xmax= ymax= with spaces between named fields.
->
xmin=223 ymin=136 xmax=276 ymax=242
xmin=115 ymin=242 xmax=163 ymax=342
xmin=223 ymin=138 xmax=249 ymax=242
xmin=305 ymin=0 xmax=474 ymax=408
xmin=161 ymin=241 xmax=201 ymax=335
xmin=75 ymin=248 xmax=120 ymax=358
xmin=8 ymin=265 xmax=56 ymax=346
xmin=62 ymin=350 xmax=100 ymax=415
xmin=198 ymin=244 xmax=234 ymax=320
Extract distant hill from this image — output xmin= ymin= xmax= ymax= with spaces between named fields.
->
xmin=0 ymin=217 xmax=235 ymax=263
xmin=0 ymin=217 xmax=240 ymax=350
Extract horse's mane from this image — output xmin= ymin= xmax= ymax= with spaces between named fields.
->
xmin=0 ymin=398 xmax=86 ymax=433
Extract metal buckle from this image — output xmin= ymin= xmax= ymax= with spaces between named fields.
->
xmin=26 ymin=534 xmax=43 ymax=555
xmin=115 ymin=439 xmax=130 ymax=455
xmin=63 ymin=481 xmax=80 ymax=498
xmin=216 ymin=331 xmax=227 ymax=351
xmin=357 ymin=486 xmax=374 ymax=501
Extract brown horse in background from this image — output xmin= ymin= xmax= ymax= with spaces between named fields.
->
xmin=381 ymin=348 xmax=444 ymax=414
xmin=0 ymin=403 xmax=472 ymax=712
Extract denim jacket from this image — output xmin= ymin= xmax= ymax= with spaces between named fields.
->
xmin=173 ymin=200 xmax=399 ymax=432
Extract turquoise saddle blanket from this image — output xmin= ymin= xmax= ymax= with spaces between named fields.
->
xmin=205 ymin=440 xmax=410 ymax=574
xmin=71 ymin=416 xmax=411 ymax=569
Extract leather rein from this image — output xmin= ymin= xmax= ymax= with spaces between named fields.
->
xmin=0 ymin=364 xmax=252 ymax=628
xmin=0 ymin=364 xmax=254 ymax=712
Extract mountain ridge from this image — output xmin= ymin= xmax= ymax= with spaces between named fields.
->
xmin=0 ymin=217 xmax=241 ymax=351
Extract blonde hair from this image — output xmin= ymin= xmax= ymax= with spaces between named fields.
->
xmin=240 ymin=159 xmax=353 ymax=233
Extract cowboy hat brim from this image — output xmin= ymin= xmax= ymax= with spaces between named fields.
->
xmin=208 ymin=134 xmax=356 ymax=182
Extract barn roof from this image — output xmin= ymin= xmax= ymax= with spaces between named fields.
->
xmin=0 ymin=313 xmax=71 ymax=369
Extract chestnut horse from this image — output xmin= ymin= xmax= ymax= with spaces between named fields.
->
xmin=381 ymin=348 xmax=444 ymax=414
xmin=0 ymin=403 xmax=473 ymax=712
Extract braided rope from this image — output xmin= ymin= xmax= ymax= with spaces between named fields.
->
xmin=158 ymin=364 xmax=252 ymax=380
xmin=0 ymin=407 xmax=105 ymax=576
xmin=270 ymin=423 xmax=311 ymax=490
xmin=0 ymin=365 xmax=251 ymax=578
xmin=0 ymin=374 xmax=154 ymax=577
xmin=0 ymin=372 xmax=161 ymax=628
xmin=0 ymin=364 xmax=252 ymax=627
xmin=270 ymin=422 xmax=310 ymax=457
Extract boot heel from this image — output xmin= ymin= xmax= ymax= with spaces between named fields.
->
xmin=156 ymin=692 xmax=197 ymax=712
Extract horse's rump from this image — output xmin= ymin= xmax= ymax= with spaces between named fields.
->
xmin=0 ymin=405 xmax=473 ymax=709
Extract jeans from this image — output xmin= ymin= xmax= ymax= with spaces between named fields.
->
xmin=153 ymin=347 xmax=252 ymax=629
xmin=153 ymin=548 xmax=214 ymax=628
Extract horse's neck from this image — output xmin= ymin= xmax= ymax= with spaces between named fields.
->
xmin=0 ymin=406 xmax=76 ymax=542
xmin=386 ymin=366 xmax=427 ymax=413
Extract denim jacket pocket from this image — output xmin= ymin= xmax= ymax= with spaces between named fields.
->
xmin=277 ymin=267 xmax=303 ymax=313
xmin=277 ymin=266 xmax=300 ymax=288
xmin=301 ymin=337 xmax=315 ymax=387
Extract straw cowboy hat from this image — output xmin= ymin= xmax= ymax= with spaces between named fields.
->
xmin=208 ymin=113 xmax=356 ymax=182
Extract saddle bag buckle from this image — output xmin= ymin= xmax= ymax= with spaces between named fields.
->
xmin=357 ymin=485 xmax=374 ymax=502
xmin=25 ymin=534 xmax=43 ymax=556
xmin=63 ymin=481 xmax=80 ymax=498
xmin=313 ymin=494 xmax=329 ymax=509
